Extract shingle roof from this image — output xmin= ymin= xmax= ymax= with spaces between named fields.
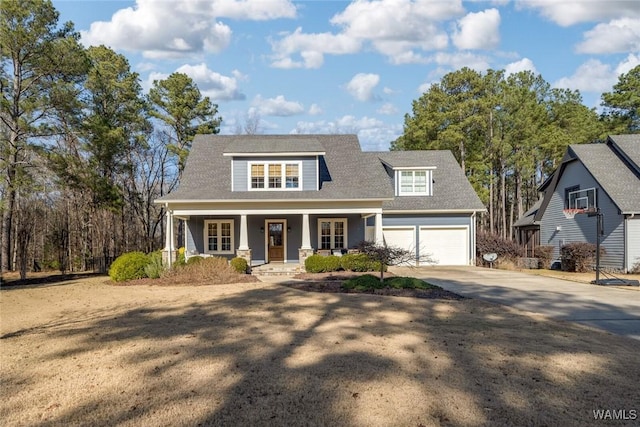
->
xmin=157 ymin=134 xmax=486 ymax=212
xmin=513 ymin=198 xmax=542 ymax=228
xmin=569 ymin=137 xmax=640 ymax=214
xmin=609 ymin=134 xmax=640 ymax=172
xmin=373 ymin=151 xmax=486 ymax=211
xmin=222 ymin=136 xmax=325 ymax=154
xmin=158 ymin=134 xmax=394 ymax=202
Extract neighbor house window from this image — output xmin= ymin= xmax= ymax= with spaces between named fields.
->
xmin=318 ymin=218 xmax=347 ymax=249
xmin=205 ymin=220 xmax=234 ymax=254
xmin=397 ymin=170 xmax=431 ymax=196
xmin=249 ymin=161 xmax=301 ymax=190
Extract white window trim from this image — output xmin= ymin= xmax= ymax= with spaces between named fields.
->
xmin=396 ymin=170 xmax=432 ymax=196
xmin=317 ymin=218 xmax=348 ymax=250
xmin=248 ymin=161 xmax=303 ymax=191
xmin=204 ymin=219 xmax=235 ymax=255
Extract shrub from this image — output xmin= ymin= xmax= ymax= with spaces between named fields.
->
xmin=342 ymin=275 xmax=438 ymax=291
xmin=341 ymin=253 xmax=378 ymax=272
xmin=535 ymin=245 xmax=554 ymax=269
xmin=186 ymin=255 xmax=204 ymax=265
xmin=304 ymin=254 xmax=342 ymax=273
xmin=109 ymin=251 xmax=149 ymax=282
xmin=560 ymin=242 xmax=604 ymax=272
xmin=630 ymin=258 xmax=640 ymax=274
xmin=230 ymin=257 xmax=248 ymax=274
xmin=144 ymin=251 xmax=165 ymax=279
xmin=476 ymin=231 xmax=523 ymax=265
xmin=162 ymin=256 xmax=250 ymax=284
xmin=175 ymin=247 xmax=186 ymax=267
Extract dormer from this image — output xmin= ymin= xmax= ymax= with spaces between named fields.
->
xmin=379 ymin=158 xmax=436 ymax=197
xmin=223 ymin=138 xmax=326 ymax=192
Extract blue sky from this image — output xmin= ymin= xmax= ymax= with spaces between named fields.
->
xmin=53 ymin=0 xmax=640 ymax=151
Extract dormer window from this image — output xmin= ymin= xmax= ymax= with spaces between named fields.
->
xmin=397 ymin=169 xmax=432 ymax=196
xmin=250 ymin=161 xmax=301 ymax=190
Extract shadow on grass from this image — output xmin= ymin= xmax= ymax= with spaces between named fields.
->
xmin=0 ymin=272 xmax=105 ymax=290
xmin=2 ymin=282 xmax=640 ymax=426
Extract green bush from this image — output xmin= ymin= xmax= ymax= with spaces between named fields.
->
xmin=109 ymin=251 xmax=149 ymax=282
xmin=186 ymin=255 xmax=204 ymax=265
xmin=342 ymin=275 xmax=438 ymax=291
xmin=340 ymin=253 xmax=385 ymax=272
xmin=230 ymin=257 xmax=248 ymax=273
xmin=144 ymin=251 xmax=165 ymax=279
xmin=174 ymin=247 xmax=186 ymax=267
xmin=304 ymin=254 xmax=342 ymax=273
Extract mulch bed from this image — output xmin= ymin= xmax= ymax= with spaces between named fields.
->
xmin=287 ymin=272 xmax=465 ymax=300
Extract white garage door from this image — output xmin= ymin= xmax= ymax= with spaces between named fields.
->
xmin=627 ymin=218 xmax=640 ymax=272
xmin=420 ymin=227 xmax=469 ymax=266
xmin=383 ymin=227 xmax=416 ymax=265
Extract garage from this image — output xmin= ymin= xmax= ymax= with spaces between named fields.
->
xmin=382 ymin=226 xmax=416 ymax=265
xmin=419 ymin=227 xmax=469 ymax=266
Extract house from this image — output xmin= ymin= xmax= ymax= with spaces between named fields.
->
xmin=526 ymin=134 xmax=640 ymax=272
xmin=155 ymin=134 xmax=485 ymax=267
xmin=513 ymin=198 xmax=542 ymax=257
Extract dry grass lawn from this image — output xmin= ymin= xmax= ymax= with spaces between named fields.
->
xmin=1 ymin=276 xmax=639 ymax=426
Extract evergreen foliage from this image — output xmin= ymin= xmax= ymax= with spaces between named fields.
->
xmin=109 ymin=251 xmax=149 ymax=282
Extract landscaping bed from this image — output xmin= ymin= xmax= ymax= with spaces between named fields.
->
xmin=290 ymin=271 xmax=465 ymax=300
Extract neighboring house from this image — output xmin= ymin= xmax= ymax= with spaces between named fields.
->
xmin=513 ymin=198 xmax=542 ymax=257
xmin=156 ymin=134 xmax=485 ymax=267
xmin=528 ymin=134 xmax=640 ymax=272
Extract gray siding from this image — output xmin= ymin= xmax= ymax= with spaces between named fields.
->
xmin=232 ymin=156 xmax=317 ymax=192
xmin=627 ymin=217 xmax=640 ymax=272
xmin=540 ymin=161 xmax=625 ymax=270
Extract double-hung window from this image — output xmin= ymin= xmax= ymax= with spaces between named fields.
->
xmin=250 ymin=162 xmax=301 ymax=190
xmin=205 ymin=220 xmax=234 ymax=254
xmin=318 ymin=218 xmax=347 ymax=250
xmin=398 ymin=170 xmax=431 ymax=196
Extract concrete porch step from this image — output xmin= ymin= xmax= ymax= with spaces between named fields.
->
xmin=251 ymin=263 xmax=304 ymax=277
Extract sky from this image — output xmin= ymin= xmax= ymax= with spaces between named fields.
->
xmin=52 ymin=0 xmax=640 ymax=151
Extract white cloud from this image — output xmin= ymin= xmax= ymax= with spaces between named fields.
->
xmin=377 ymin=103 xmax=398 ymax=115
xmin=81 ymin=0 xmax=296 ymax=59
xmin=345 ymin=73 xmax=380 ymax=102
xmin=270 ymin=28 xmax=362 ymax=69
xmin=553 ymin=59 xmax=617 ymax=94
xmin=175 ymin=63 xmax=246 ymax=101
xmin=431 ymin=51 xmax=491 ymax=71
xmin=291 ymin=115 xmax=401 ymax=151
xmin=308 ymin=104 xmax=323 ymax=115
xmin=616 ymin=53 xmax=640 ymax=75
xmin=452 ymin=9 xmax=501 ymax=50
xmin=576 ymin=18 xmax=640 ymax=54
xmin=270 ymin=0 xmax=464 ymax=67
xmin=252 ymin=95 xmax=304 ymax=116
xmin=516 ymin=0 xmax=640 ymax=27
xmin=504 ymin=58 xmax=538 ymax=75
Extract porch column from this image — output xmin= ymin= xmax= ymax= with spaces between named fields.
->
xmin=301 ymin=213 xmax=311 ymax=249
xmin=375 ymin=212 xmax=383 ymax=244
xmin=239 ymin=214 xmax=249 ymax=250
xmin=163 ymin=207 xmax=176 ymax=266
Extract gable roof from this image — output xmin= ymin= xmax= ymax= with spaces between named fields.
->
xmin=373 ymin=150 xmax=486 ymax=212
xmin=158 ymin=134 xmax=394 ymax=202
xmin=534 ymin=134 xmax=640 ymax=220
xmin=513 ymin=198 xmax=542 ymax=228
xmin=157 ymin=134 xmax=486 ymax=212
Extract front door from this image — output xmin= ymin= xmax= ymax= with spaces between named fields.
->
xmin=267 ymin=222 xmax=285 ymax=262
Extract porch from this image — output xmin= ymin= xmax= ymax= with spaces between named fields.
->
xmin=162 ymin=207 xmax=383 ymax=267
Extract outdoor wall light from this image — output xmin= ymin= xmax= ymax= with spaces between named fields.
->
xmin=260 ymin=227 xmax=264 ymax=233
xmin=287 ymin=226 xmax=292 ymax=232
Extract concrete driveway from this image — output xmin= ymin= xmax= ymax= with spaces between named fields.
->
xmin=392 ymin=266 xmax=640 ymax=341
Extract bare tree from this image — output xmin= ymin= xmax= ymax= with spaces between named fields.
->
xmin=357 ymin=240 xmax=433 ymax=282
